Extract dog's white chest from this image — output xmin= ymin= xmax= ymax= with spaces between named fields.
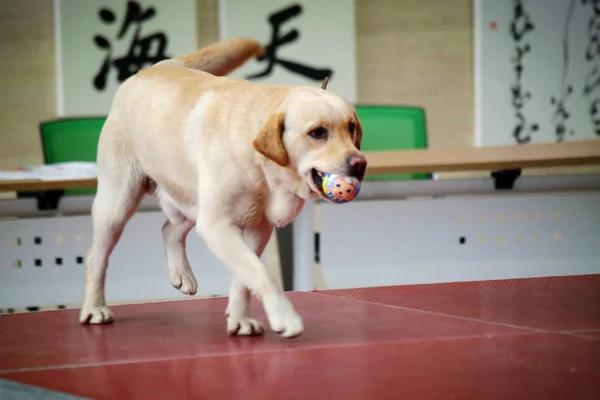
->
xmin=267 ymin=190 xmax=305 ymax=228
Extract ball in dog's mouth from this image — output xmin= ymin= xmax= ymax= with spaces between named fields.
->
xmin=310 ymin=168 xmax=361 ymax=204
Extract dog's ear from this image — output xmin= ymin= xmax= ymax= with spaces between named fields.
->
xmin=253 ymin=113 xmax=289 ymax=166
xmin=353 ymin=119 xmax=363 ymax=150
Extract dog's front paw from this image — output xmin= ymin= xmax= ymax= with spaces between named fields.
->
xmin=227 ymin=314 xmax=264 ymax=336
xmin=79 ymin=306 xmax=114 ymax=324
xmin=262 ymin=293 xmax=304 ymax=338
xmin=170 ymin=266 xmax=198 ymax=295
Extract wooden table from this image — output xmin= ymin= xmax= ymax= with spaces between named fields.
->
xmin=366 ymin=139 xmax=600 ymax=175
xmin=1 ymin=140 xmax=599 ymax=297
xmin=0 ymin=178 xmax=97 ymax=193
xmin=1 ymin=140 xmax=600 ymax=193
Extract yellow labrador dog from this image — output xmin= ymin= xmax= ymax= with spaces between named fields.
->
xmin=79 ymin=38 xmax=367 ymax=338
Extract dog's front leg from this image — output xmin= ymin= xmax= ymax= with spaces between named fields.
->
xmin=225 ymin=226 xmax=272 ymax=336
xmin=197 ymin=219 xmax=303 ymax=338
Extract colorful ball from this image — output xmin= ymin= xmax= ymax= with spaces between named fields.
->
xmin=322 ymin=173 xmax=361 ymax=204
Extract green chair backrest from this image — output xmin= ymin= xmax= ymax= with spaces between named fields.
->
xmin=40 ymin=117 xmax=106 ymax=195
xmin=356 ymin=105 xmax=429 ymax=181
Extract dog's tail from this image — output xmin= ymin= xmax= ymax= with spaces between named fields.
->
xmin=154 ymin=37 xmax=264 ymax=76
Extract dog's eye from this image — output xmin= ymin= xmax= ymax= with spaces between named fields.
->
xmin=308 ymin=127 xmax=327 ymax=140
xmin=349 ymin=122 xmax=356 ymax=134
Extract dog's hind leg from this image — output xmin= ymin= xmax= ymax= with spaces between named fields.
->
xmin=160 ymin=199 xmax=197 ymax=295
xmin=79 ymin=140 xmax=146 ymax=324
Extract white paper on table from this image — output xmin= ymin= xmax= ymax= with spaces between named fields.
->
xmin=0 ymin=171 xmax=39 ymax=181
xmin=0 ymin=162 xmax=98 ymax=181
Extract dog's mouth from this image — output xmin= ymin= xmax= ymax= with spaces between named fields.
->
xmin=310 ymin=168 xmax=327 ymax=199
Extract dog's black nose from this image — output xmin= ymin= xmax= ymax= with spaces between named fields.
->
xmin=347 ymin=155 xmax=367 ymax=179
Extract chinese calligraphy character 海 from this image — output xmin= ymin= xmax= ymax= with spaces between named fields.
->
xmin=93 ymin=1 xmax=171 ymax=91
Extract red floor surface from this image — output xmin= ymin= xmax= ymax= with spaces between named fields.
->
xmin=1 ymin=275 xmax=599 ymax=399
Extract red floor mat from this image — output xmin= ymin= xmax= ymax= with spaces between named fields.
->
xmin=321 ymin=274 xmax=600 ymax=331
xmin=1 ymin=275 xmax=599 ymax=399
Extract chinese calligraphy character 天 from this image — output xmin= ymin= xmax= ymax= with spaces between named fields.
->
xmin=93 ymin=0 xmax=171 ymax=91
xmin=245 ymin=3 xmax=334 ymax=82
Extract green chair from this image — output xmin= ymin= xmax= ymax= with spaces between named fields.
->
xmin=39 ymin=117 xmax=106 ymax=195
xmin=355 ymin=105 xmax=430 ymax=181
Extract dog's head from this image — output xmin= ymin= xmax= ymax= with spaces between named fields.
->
xmin=253 ymin=81 xmax=366 ymax=202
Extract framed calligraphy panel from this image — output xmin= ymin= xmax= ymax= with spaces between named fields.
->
xmin=54 ymin=0 xmax=197 ymax=117
xmin=475 ymin=0 xmax=597 ymax=146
